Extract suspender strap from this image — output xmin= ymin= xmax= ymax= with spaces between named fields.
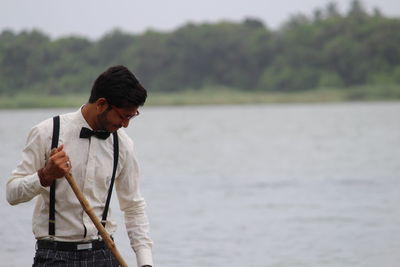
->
xmin=101 ymin=131 xmax=119 ymax=227
xmin=49 ymin=115 xmax=60 ymax=236
xmin=48 ymin=117 xmax=118 ymax=235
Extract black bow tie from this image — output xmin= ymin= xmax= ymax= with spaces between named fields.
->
xmin=79 ymin=127 xmax=110 ymax=140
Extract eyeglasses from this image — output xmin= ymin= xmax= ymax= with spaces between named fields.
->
xmin=110 ymin=105 xmax=140 ymax=121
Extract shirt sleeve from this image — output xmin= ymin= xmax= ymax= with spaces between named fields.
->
xmin=6 ymin=125 xmax=48 ymax=205
xmin=115 ymin=138 xmax=153 ymax=267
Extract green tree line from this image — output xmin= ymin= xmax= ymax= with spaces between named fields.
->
xmin=1 ymin=0 xmax=400 ymax=96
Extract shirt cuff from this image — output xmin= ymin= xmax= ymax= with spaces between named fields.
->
xmin=29 ymin=172 xmax=47 ymax=192
xmin=136 ymin=248 xmax=153 ymax=267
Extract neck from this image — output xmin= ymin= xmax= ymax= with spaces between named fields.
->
xmin=81 ymin=103 xmax=99 ymax=130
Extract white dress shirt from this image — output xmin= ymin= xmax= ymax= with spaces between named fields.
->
xmin=6 ymin=108 xmax=153 ymax=267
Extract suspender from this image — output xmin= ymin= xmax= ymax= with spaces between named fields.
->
xmin=49 ymin=116 xmax=119 ymax=236
xmin=101 ymin=132 xmax=119 ymax=226
xmin=49 ymin=116 xmax=60 ymax=236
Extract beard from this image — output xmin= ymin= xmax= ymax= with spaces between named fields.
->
xmin=96 ymin=109 xmax=111 ymax=132
xmin=96 ymin=108 xmax=122 ymax=132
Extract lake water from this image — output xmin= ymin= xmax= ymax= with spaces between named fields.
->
xmin=1 ymin=103 xmax=399 ymax=267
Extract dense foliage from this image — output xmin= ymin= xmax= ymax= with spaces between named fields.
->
xmin=1 ymin=1 xmax=399 ymax=96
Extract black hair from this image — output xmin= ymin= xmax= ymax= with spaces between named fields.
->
xmin=88 ymin=65 xmax=147 ymax=108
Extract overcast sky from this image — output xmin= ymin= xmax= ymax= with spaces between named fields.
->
xmin=1 ymin=0 xmax=399 ymax=40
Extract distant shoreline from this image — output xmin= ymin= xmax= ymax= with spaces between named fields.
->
xmin=1 ymin=86 xmax=399 ymax=109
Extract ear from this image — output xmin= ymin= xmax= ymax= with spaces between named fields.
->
xmin=95 ymin=98 xmax=108 ymax=113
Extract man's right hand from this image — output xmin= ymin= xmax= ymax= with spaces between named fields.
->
xmin=38 ymin=145 xmax=71 ymax=187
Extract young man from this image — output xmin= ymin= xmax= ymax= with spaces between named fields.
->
xmin=6 ymin=65 xmax=153 ymax=267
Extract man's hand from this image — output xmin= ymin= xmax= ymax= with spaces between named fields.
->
xmin=38 ymin=145 xmax=71 ymax=186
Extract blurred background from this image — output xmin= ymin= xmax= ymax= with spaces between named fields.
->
xmin=1 ymin=1 xmax=399 ymax=267
xmin=0 ymin=0 xmax=400 ymax=105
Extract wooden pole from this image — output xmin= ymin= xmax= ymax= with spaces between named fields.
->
xmin=65 ymin=172 xmax=128 ymax=267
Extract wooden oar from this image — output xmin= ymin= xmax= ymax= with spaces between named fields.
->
xmin=64 ymin=172 xmax=128 ymax=267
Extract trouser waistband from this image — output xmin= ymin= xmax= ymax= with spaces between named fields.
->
xmin=36 ymin=239 xmax=107 ymax=251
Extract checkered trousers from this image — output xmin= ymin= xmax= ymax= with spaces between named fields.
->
xmin=32 ymin=248 xmax=119 ymax=267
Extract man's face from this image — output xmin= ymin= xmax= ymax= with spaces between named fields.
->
xmin=97 ymin=104 xmax=139 ymax=132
